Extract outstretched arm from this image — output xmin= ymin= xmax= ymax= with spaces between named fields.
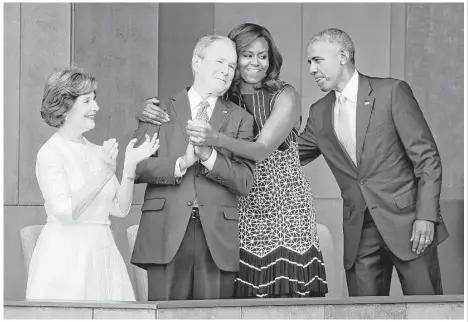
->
xmin=187 ymin=86 xmax=302 ymax=163
xmin=297 ymin=103 xmax=321 ymax=165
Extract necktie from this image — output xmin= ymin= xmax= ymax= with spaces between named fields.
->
xmin=195 ymin=100 xmax=210 ymax=124
xmin=192 ymin=100 xmax=210 ymax=208
xmin=335 ymin=94 xmax=357 ymax=165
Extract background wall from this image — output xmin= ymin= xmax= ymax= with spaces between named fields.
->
xmin=4 ymin=3 xmax=464 ymax=300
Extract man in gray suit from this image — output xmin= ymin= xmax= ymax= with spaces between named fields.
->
xmin=299 ymin=28 xmax=448 ymax=296
xmin=131 ymin=35 xmax=255 ymax=300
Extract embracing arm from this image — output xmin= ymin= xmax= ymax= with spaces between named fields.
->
xmin=205 ymin=114 xmax=256 ymax=196
xmin=216 ymin=86 xmax=301 ymax=163
xmin=391 ymin=80 xmax=442 ymax=222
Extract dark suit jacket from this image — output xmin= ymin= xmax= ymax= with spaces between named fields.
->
xmin=298 ymin=73 xmax=449 ymax=270
xmin=130 ymin=89 xmax=256 ymax=272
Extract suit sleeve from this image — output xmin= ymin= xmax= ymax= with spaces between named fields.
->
xmin=298 ymin=104 xmax=322 ymax=165
xmin=133 ymin=119 xmax=179 ymax=186
xmin=205 ymin=113 xmax=256 ymax=196
xmin=391 ymin=80 xmax=442 ymax=222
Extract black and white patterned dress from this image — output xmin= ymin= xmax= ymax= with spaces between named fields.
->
xmin=228 ymin=84 xmax=328 ymax=298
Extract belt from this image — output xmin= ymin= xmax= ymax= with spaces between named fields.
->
xmin=190 ymin=207 xmax=200 ymax=219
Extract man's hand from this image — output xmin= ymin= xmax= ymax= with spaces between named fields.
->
xmin=179 ymin=143 xmax=198 ymax=172
xmin=410 ymin=219 xmax=435 ymax=255
xmin=194 ymin=146 xmax=213 ymax=162
xmin=140 ymin=97 xmax=170 ymax=125
xmin=187 ymin=120 xmax=219 ymax=146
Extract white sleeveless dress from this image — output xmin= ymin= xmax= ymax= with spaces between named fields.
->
xmin=26 ymin=133 xmax=135 ymax=301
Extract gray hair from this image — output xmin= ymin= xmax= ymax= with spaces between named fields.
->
xmin=191 ymin=35 xmax=236 ymax=75
xmin=309 ymin=28 xmax=356 ymax=65
xmin=41 ymin=67 xmax=98 ymax=128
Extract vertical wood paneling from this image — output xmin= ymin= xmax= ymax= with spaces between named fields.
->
xmin=301 ymin=3 xmax=392 ymax=200
xmin=3 ymin=206 xmax=47 ymax=300
xmin=4 ymin=4 xmax=21 ymax=205
xmin=18 ymin=4 xmax=71 ymax=205
xmin=158 ymin=3 xmax=215 ymax=98
xmin=73 ymin=3 xmax=159 ymax=204
xmin=214 ymin=3 xmax=302 ymax=92
xmin=405 ymin=3 xmax=464 ymax=200
xmin=390 ymin=4 xmax=407 ymax=80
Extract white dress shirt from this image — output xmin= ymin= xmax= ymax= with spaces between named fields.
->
xmin=334 ymin=69 xmax=359 ymax=165
xmin=174 ymin=87 xmax=218 ymax=177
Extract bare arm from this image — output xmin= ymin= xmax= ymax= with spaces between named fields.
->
xmin=205 ymin=114 xmax=256 ymax=196
xmin=188 ymin=86 xmax=302 ymax=163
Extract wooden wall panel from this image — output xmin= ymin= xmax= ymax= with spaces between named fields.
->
xmin=158 ymin=3 xmax=215 ymax=98
xmin=4 ymin=4 xmax=21 ymax=205
xmin=390 ymin=4 xmax=406 ymax=80
xmin=405 ymin=3 xmax=464 ymax=199
xmin=300 ymin=3 xmax=392 ymax=199
xmin=18 ymin=4 xmax=71 ymax=205
xmin=214 ymin=3 xmax=302 ymax=92
xmin=73 ymin=3 xmax=159 ymax=204
xmin=3 ymin=206 xmax=47 ymax=300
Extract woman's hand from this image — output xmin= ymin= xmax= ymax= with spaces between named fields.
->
xmin=101 ymin=138 xmax=119 ymax=177
xmin=186 ymin=120 xmax=220 ymax=146
xmin=125 ymin=133 xmax=160 ymax=167
xmin=141 ymin=98 xmax=170 ymax=125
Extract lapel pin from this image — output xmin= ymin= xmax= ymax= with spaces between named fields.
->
xmin=364 ymin=101 xmax=370 ymax=105
xmin=223 ymin=110 xmax=227 ymax=113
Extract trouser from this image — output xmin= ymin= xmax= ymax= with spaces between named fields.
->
xmin=147 ymin=208 xmax=236 ymax=300
xmin=346 ymin=209 xmax=443 ymax=296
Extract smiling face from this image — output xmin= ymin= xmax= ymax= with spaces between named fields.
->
xmin=193 ymin=39 xmax=237 ymax=97
xmin=238 ymin=37 xmax=270 ymax=88
xmin=64 ymin=92 xmax=99 ymax=132
xmin=307 ymin=40 xmax=344 ymax=92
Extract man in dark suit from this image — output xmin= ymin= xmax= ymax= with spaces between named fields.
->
xmin=299 ymin=28 xmax=448 ymax=296
xmin=131 ymin=35 xmax=255 ymax=301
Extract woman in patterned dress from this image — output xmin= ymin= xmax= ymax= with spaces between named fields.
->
xmin=141 ymin=23 xmax=328 ymax=298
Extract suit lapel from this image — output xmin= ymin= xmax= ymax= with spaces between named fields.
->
xmin=355 ymin=73 xmax=375 ymax=167
xmin=323 ymin=92 xmax=358 ymax=172
xmin=170 ymin=89 xmax=192 ymax=143
xmin=209 ymin=98 xmax=232 ymax=132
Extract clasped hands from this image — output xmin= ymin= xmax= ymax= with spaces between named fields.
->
xmin=180 ymin=120 xmax=217 ymax=169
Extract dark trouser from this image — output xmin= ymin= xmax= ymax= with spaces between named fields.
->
xmin=346 ymin=209 xmax=443 ymax=296
xmin=146 ymin=209 xmax=236 ymax=301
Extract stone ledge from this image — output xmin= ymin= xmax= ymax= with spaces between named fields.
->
xmin=4 ymin=296 xmax=464 ymax=319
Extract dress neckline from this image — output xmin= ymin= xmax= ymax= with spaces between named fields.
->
xmin=55 ymin=132 xmax=89 ymax=146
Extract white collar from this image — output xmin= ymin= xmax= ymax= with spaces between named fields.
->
xmin=335 ymin=69 xmax=359 ymax=103
xmin=188 ymin=87 xmax=218 ymax=110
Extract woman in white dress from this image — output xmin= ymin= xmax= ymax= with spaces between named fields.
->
xmin=26 ymin=67 xmax=159 ymax=301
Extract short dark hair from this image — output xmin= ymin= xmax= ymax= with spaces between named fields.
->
xmin=309 ymin=28 xmax=356 ymax=65
xmin=228 ymin=23 xmax=284 ymax=95
xmin=41 ymin=67 xmax=98 ymax=128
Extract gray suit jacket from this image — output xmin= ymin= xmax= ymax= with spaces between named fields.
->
xmin=131 ymin=89 xmax=255 ymax=272
xmin=298 ymin=73 xmax=449 ymax=269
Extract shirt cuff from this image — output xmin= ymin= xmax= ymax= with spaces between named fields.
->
xmin=174 ymin=157 xmax=187 ymax=178
xmin=201 ymin=149 xmax=217 ymax=171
